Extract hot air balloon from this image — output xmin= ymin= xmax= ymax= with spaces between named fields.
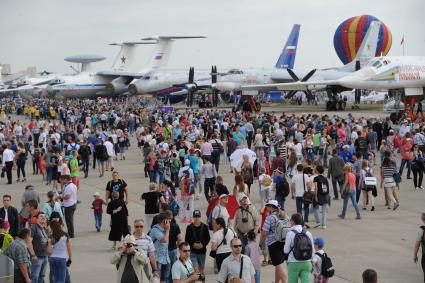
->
xmin=334 ymin=15 xmax=392 ymax=65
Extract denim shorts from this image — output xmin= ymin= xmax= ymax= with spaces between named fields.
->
xmin=190 ymin=253 xmax=206 ymax=270
xmin=157 ymin=262 xmax=170 ymax=281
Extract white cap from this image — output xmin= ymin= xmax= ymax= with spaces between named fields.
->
xmin=265 ymin=199 xmax=280 ymax=208
xmin=93 ymin=192 xmax=100 ymax=197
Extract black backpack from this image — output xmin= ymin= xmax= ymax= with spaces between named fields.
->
xmin=290 ymin=228 xmax=313 ymax=260
xmin=276 ymin=178 xmax=290 ymax=198
xmin=316 ymin=252 xmax=335 ymax=278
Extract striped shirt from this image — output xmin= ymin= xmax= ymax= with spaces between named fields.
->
xmin=382 ymin=165 xmax=395 ymax=178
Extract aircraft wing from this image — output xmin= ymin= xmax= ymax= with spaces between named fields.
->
xmin=241 ymin=80 xmax=342 ymax=91
xmin=96 ymin=70 xmax=144 ymax=78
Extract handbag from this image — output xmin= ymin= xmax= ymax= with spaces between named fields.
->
xmin=302 ymin=174 xmax=314 ymax=204
xmin=209 ymin=236 xmax=225 ymax=258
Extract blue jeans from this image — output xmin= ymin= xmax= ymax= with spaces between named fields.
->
xmin=167 ymin=249 xmax=177 ymax=283
xmin=50 ymin=257 xmax=67 ymax=283
xmin=399 ymin=159 xmax=412 ymax=178
xmin=341 ymin=189 xmax=361 ymax=218
xmin=190 ymin=253 xmax=206 ymax=270
xmin=295 ymin=197 xmax=310 ymax=224
xmin=331 ymin=175 xmax=344 ymax=199
xmin=157 ymin=262 xmax=171 ymax=282
xmin=313 ymin=203 xmax=329 ymax=227
xmin=149 ymin=171 xmax=157 ymax=183
xmin=254 ymin=270 xmax=261 ymax=283
xmin=275 ymin=194 xmax=285 ymax=210
xmin=94 ymin=213 xmax=102 ymax=231
xmin=31 ymin=256 xmax=48 ymax=283
xmin=82 ymin=159 xmax=89 ymax=177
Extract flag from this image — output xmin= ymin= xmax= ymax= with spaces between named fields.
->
xmin=400 ymin=35 xmax=404 ymax=45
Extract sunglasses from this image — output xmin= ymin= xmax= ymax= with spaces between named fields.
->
xmin=135 ymin=225 xmax=144 ymax=228
xmin=232 ymin=245 xmax=242 ymax=248
xmin=182 ymin=249 xmax=191 ymax=253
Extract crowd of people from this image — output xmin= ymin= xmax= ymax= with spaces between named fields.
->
xmin=0 ymin=97 xmax=424 ymax=283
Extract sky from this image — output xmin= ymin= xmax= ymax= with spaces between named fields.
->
xmin=0 ymin=0 xmax=424 ymax=74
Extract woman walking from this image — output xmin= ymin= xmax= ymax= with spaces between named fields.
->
xmin=48 ymin=220 xmax=72 ymax=283
xmin=411 ymin=144 xmax=425 ymax=190
xmin=359 ymin=160 xmax=376 ymax=211
xmin=210 ymin=217 xmax=236 ymax=272
xmin=16 ymin=142 xmax=27 ymax=182
xmin=107 ymin=191 xmax=130 ymax=250
xmin=338 ymin=164 xmax=362 ymax=220
xmin=240 ymin=155 xmax=254 ymax=193
xmin=233 ymin=174 xmax=249 ymax=205
xmin=381 ymin=157 xmax=400 ymax=210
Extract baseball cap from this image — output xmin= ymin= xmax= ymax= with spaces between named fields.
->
xmin=265 ymin=199 xmax=280 ymax=208
xmin=184 ymin=159 xmax=191 ymax=166
xmin=314 ymin=237 xmax=325 ymax=248
xmin=219 ymin=194 xmax=229 ymax=199
xmin=193 ymin=210 xmax=202 ymax=218
xmin=238 ymin=193 xmax=248 ymax=202
xmin=93 ymin=192 xmax=100 ymax=197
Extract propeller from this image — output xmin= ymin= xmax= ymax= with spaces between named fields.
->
xmin=186 ymin=67 xmax=195 ymax=107
xmin=211 ymin=65 xmax=219 ymax=107
xmin=285 ymin=69 xmax=317 ymax=101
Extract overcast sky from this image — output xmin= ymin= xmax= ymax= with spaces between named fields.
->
xmin=0 ymin=0 xmax=424 ymax=74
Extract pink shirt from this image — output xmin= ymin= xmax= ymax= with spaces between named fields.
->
xmin=348 ymin=172 xmax=356 ymax=189
xmin=200 ymin=142 xmax=213 ymax=156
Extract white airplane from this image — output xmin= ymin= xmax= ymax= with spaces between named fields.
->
xmin=126 ymin=25 xmax=302 ymax=105
xmin=241 ymin=21 xmax=382 ymax=99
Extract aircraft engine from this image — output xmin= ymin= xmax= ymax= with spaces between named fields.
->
xmin=106 ymin=81 xmax=127 ymax=95
xmin=185 ymin=83 xmax=197 ymax=91
xmin=127 ymin=82 xmax=139 ymax=95
xmin=215 ymin=82 xmax=241 ymax=92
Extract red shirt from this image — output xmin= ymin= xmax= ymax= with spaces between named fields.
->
xmin=92 ymin=199 xmax=104 ymax=214
xmin=401 ymin=143 xmax=413 ymax=160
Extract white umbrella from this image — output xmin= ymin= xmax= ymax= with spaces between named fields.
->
xmin=230 ymin=148 xmax=257 ymax=170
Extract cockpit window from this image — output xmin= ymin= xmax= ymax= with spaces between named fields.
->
xmin=228 ymin=69 xmax=243 ymax=75
xmin=372 ymin=61 xmax=382 ymax=68
xmin=144 ymin=76 xmax=151 ymax=80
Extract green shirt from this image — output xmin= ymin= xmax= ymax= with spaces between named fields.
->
xmin=69 ymin=158 xmax=79 ymax=177
xmin=233 ymin=132 xmax=244 ymax=146
xmin=312 ymin=134 xmax=321 ymax=147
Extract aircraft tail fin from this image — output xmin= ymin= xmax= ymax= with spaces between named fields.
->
xmin=275 ymin=24 xmax=301 ymax=69
xmin=140 ymin=36 xmax=206 ymax=72
xmin=110 ymin=41 xmax=156 ymax=70
xmin=339 ymin=21 xmax=381 ymax=71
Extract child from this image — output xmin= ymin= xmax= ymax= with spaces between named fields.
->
xmin=258 ymin=168 xmax=273 ymax=205
xmin=91 ymin=192 xmax=106 ymax=232
xmin=245 ymin=230 xmax=261 ymax=283
xmin=312 ymin=237 xmax=329 ymax=283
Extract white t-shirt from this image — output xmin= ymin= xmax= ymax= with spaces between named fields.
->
xmin=104 ymin=141 xmax=114 ymax=157
xmin=212 ymin=204 xmax=229 ymax=225
xmin=291 ymin=173 xmax=310 ymax=197
xmin=62 ymin=183 xmax=78 ymax=207
xmin=211 ymin=228 xmax=236 ymax=254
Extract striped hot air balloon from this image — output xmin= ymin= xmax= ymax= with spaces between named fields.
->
xmin=334 ymin=15 xmax=392 ymax=65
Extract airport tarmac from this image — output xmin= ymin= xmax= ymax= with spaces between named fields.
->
xmin=1 ymin=111 xmax=423 ymax=283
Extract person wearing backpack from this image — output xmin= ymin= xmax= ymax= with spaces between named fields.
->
xmin=284 ymin=213 xmax=314 ymax=283
xmin=359 ymin=160 xmax=376 ymax=211
xmin=312 ymin=237 xmax=334 ymax=283
xmin=260 ymin=200 xmax=288 ymax=283
xmin=312 ymin=165 xmax=330 ymax=229
xmin=413 ymin=212 xmax=425 ymax=282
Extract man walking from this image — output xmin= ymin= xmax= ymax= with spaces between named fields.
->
xmin=28 ymin=212 xmax=49 ymax=283
xmin=327 ymin=149 xmax=345 ymax=200
xmin=0 ymin=194 xmax=19 ymax=238
xmin=217 ymin=238 xmax=256 ymax=283
xmin=2 ymin=143 xmax=15 ymax=184
xmin=61 ymin=175 xmax=78 ymax=238
xmin=5 ymin=228 xmax=33 ymax=283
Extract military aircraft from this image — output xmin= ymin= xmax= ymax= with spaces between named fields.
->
xmin=127 ymin=25 xmax=301 ymax=106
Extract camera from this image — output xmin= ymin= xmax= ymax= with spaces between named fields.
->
xmin=242 ymin=218 xmax=248 ymax=223
xmin=126 ymin=243 xmax=134 ymax=248
xmin=197 ymin=273 xmax=205 ymax=281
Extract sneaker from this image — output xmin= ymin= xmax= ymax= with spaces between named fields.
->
xmin=393 ymin=203 xmax=399 ymax=210
xmin=371 ymin=206 xmax=375 ymax=211
xmin=111 ymin=167 xmax=114 ymax=171
xmin=415 ymin=187 xmax=420 ymax=190
xmin=337 ymin=214 xmax=344 ymax=219
xmin=420 ymin=186 xmax=424 ymax=190
xmin=313 ymin=223 xmax=321 ymax=228
xmin=322 ymin=226 xmax=327 ymax=229
xmin=356 ymin=215 xmax=361 ymax=220
xmin=304 ymin=224 xmax=310 ymax=229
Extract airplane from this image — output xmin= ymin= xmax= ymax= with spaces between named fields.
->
xmin=127 ymin=25 xmax=302 ymax=105
xmin=241 ymin=21 xmax=383 ymax=101
xmin=0 ymin=37 xmax=202 ymax=99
